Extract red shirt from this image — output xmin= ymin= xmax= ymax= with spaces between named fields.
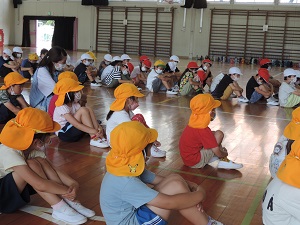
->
xmin=179 ymin=126 xmax=218 ymax=166
xmin=48 ymin=95 xmax=58 ymax=119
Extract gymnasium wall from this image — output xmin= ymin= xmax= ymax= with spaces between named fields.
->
xmin=4 ymin=0 xmax=299 ymax=59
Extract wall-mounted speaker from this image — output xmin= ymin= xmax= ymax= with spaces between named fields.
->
xmin=13 ymin=0 xmax=22 ymax=8
xmin=81 ymin=0 xmax=108 ymax=6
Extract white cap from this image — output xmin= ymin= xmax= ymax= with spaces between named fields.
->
xmin=3 ymin=48 xmax=12 ymax=57
xmin=229 ymin=67 xmax=243 ymax=75
xmin=121 ymin=54 xmax=131 ymax=60
xmin=294 ymin=70 xmax=300 ymax=78
xmin=104 ymin=54 xmax=113 ymax=62
xmin=112 ymin=56 xmax=122 ymax=62
xmin=13 ymin=46 xmax=23 ymax=53
xmin=284 ymin=68 xmax=296 ymax=77
xmin=170 ymin=55 xmax=180 ymax=62
xmin=80 ymin=53 xmax=93 ymax=61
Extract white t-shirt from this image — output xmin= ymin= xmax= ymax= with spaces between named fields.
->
xmin=106 ymin=110 xmax=134 ymax=145
xmin=37 ymin=67 xmax=56 ymax=97
xmin=101 ymin=65 xmax=114 ymax=81
xmin=0 ymin=145 xmax=46 ymax=179
xmin=210 ymin=73 xmax=224 ymax=92
xmin=130 ymin=66 xmax=141 ymax=79
xmin=279 ymin=82 xmax=295 ymax=106
xmin=53 ymin=103 xmax=81 ymax=135
xmin=146 ymin=69 xmax=159 ymax=91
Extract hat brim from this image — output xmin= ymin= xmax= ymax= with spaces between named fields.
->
xmin=110 ymin=92 xmax=145 ymax=111
xmin=55 ymin=85 xmax=84 ymax=107
xmin=213 ymin=99 xmax=221 ymax=109
xmin=284 ymin=122 xmax=300 ymax=140
xmin=0 ymin=77 xmax=29 ymax=90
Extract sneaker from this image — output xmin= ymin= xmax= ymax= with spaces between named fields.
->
xmin=267 ymin=100 xmax=279 ymax=106
xmin=90 ymin=138 xmax=109 ymax=148
xmin=268 ymin=96 xmax=279 ymax=102
xmin=91 ymin=82 xmax=102 ymax=87
xmin=150 ymin=145 xmax=166 ymax=158
xmin=64 ymin=199 xmax=95 ymax=218
xmin=172 ymin=85 xmax=179 ymax=92
xmin=217 ymin=157 xmax=243 ymax=170
xmin=52 ymin=205 xmax=87 ymax=225
xmin=166 ymin=89 xmax=178 ymax=95
xmin=95 ymin=77 xmax=101 ymax=83
xmin=208 ymin=216 xmax=224 ymax=225
xmin=230 ymin=93 xmax=237 ymax=98
xmin=273 ymin=93 xmax=279 ymax=99
xmin=208 ymin=156 xmax=219 ymax=164
xmin=237 ymin=96 xmax=249 ymax=103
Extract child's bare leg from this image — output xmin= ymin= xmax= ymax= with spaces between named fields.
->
xmin=148 ymin=174 xmax=209 ymax=225
xmin=86 ymin=107 xmax=99 ymax=129
xmin=34 ymin=158 xmax=63 ymax=184
xmin=74 ymin=107 xmax=96 ymax=136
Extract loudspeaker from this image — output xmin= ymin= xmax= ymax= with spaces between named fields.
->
xmin=81 ymin=0 xmax=108 ymax=6
xmin=193 ymin=0 xmax=207 ymax=9
xmin=13 ymin=0 xmax=22 ymax=8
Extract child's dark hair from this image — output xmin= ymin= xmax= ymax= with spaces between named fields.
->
xmin=38 ymin=46 xmax=67 ymax=75
xmin=111 ymin=61 xmax=122 ymax=67
xmin=260 ymin=64 xmax=270 ymax=69
xmin=106 ymin=96 xmax=136 ymax=120
xmin=40 ymin=48 xmax=49 ymax=56
xmin=64 ymin=92 xmax=75 ymax=105
xmin=12 ymin=52 xmax=21 ymax=58
xmin=33 ymin=133 xmax=50 ymax=142
xmin=286 ymin=139 xmax=295 ymax=155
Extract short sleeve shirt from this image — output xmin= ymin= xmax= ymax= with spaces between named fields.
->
xmin=246 ymin=76 xmax=260 ymax=100
xmin=74 ymin=63 xmax=87 ymax=77
xmin=179 ymin=126 xmax=218 ymax=166
xmin=0 ymin=145 xmax=46 ymax=179
xmin=0 ymin=90 xmax=10 ymax=104
xmin=213 ymin=75 xmax=234 ymax=98
xmin=146 ymin=69 xmax=159 ymax=91
xmin=36 ymin=67 xmax=56 ymax=97
xmin=100 ymin=169 xmax=158 ymax=225
xmin=279 ymin=82 xmax=296 ymax=106
xmin=130 ymin=66 xmax=141 ymax=79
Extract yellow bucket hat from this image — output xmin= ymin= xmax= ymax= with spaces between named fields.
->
xmin=0 ymin=72 xmax=29 ymax=90
xmin=53 ymin=78 xmax=84 ymax=107
xmin=283 ymin=107 xmax=300 ymax=140
xmin=188 ymin=94 xmax=221 ymax=129
xmin=86 ymin=51 xmax=97 ymax=60
xmin=106 ymin=121 xmax=158 ymax=176
xmin=110 ymin=83 xmax=144 ymax=111
xmin=277 ymin=139 xmax=300 ymax=188
xmin=28 ymin=53 xmax=39 ymax=61
xmin=0 ymin=108 xmax=60 ymax=150
xmin=58 ymin=71 xmax=79 ymax=82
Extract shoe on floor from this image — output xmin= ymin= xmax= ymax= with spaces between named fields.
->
xmin=217 ymin=157 xmax=243 ymax=170
xmin=91 ymin=82 xmax=102 ymax=87
xmin=172 ymin=85 xmax=180 ymax=92
xmin=208 ymin=156 xmax=219 ymax=164
xmin=52 ymin=204 xmax=87 ymax=225
xmin=208 ymin=216 xmax=224 ymax=225
xmin=150 ymin=145 xmax=166 ymax=158
xmin=237 ymin=96 xmax=249 ymax=103
xmin=267 ymin=100 xmax=279 ymax=106
xmin=90 ymin=138 xmax=109 ymax=148
xmin=166 ymin=89 xmax=178 ymax=95
xmin=64 ymin=199 xmax=95 ymax=218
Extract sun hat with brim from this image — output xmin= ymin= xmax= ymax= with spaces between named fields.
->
xmin=106 ymin=121 xmax=158 ymax=176
xmin=58 ymin=71 xmax=79 ymax=82
xmin=187 ymin=61 xmax=199 ymax=69
xmin=284 ymin=68 xmax=296 ymax=77
xmin=283 ymin=107 xmax=300 ymax=140
xmin=277 ymin=139 xmax=300 ymax=188
xmin=110 ymin=83 xmax=144 ymax=111
xmin=0 ymin=72 xmax=28 ymax=90
xmin=81 ymin=53 xmax=93 ymax=61
xmin=202 ymin=59 xmax=212 ymax=66
xmin=86 ymin=51 xmax=97 ymax=60
xmin=53 ymin=78 xmax=84 ymax=106
xmin=0 ymin=108 xmax=60 ymax=150
xmin=229 ymin=67 xmax=243 ymax=75
xmin=258 ymin=68 xmax=270 ymax=83
xmin=189 ymin=94 xmax=221 ymax=129
xmin=154 ymin=60 xmax=166 ymax=68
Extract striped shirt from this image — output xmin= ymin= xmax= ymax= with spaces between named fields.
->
xmin=103 ymin=66 xmax=121 ymax=85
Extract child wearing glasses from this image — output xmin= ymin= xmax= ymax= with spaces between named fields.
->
xmin=245 ymin=68 xmax=279 ymax=105
xmin=279 ymin=68 xmax=300 ymax=107
xmin=0 ymin=72 xmax=29 ymax=124
xmin=0 ymin=108 xmax=95 ymax=224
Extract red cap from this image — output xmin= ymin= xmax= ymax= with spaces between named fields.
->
xmin=260 ymin=58 xmax=271 ymax=66
xmin=127 ymin=62 xmax=134 ymax=74
xmin=202 ymin=59 xmax=212 ymax=65
xmin=143 ymin=59 xmax=152 ymax=68
xmin=187 ymin=61 xmax=199 ymax=69
xmin=258 ymin=68 xmax=270 ymax=83
xmin=139 ymin=55 xmax=149 ymax=62
xmin=197 ymin=69 xmax=206 ymax=82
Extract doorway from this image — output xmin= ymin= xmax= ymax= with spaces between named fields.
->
xmin=36 ymin=20 xmax=55 ymax=50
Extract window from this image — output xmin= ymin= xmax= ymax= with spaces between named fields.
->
xmin=280 ymin=0 xmax=300 ymax=3
xmin=234 ymin=0 xmax=274 ymax=3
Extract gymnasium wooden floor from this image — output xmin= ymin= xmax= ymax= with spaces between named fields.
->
xmin=0 ymin=48 xmax=293 ymax=225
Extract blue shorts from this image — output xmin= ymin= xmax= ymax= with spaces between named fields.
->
xmin=136 ymin=205 xmax=168 ymax=225
xmin=58 ymin=122 xmax=85 ymax=142
xmin=249 ymin=91 xmax=263 ymax=103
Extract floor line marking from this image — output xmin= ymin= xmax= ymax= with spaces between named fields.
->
xmin=49 ymin=146 xmax=107 ymax=159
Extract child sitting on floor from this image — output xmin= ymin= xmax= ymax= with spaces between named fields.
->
xmin=179 ymin=94 xmax=243 ymax=170
xmin=100 ymin=121 xmax=223 ymax=225
xmin=0 ymin=108 xmax=95 ymax=224
xmin=52 ymin=78 xmax=108 ymax=148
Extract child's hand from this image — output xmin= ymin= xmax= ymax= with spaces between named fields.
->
xmin=196 ymin=203 xmax=204 ymax=212
xmin=62 ymin=184 xmax=78 ymax=201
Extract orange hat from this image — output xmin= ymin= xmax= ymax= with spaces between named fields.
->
xmin=188 ymin=94 xmax=221 ymax=128
xmin=277 ymin=139 xmax=300 ymax=188
xmin=187 ymin=61 xmax=199 ymax=69
xmin=86 ymin=51 xmax=97 ymax=60
xmin=0 ymin=108 xmax=60 ymax=150
xmin=143 ymin=60 xmax=152 ymax=68
xmin=28 ymin=53 xmax=39 ymax=61
xmin=110 ymin=83 xmax=144 ymax=111
xmin=58 ymin=71 xmax=79 ymax=82
xmin=53 ymin=78 xmax=84 ymax=106
xmin=106 ymin=121 xmax=158 ymax=176
xmin=283 ymin=107 xmax=300 ymax=140
xmin=258 ymin=68 xmax=270 ymax=83
xmin=139 ymin=55 xmax=149 ymax=62
xmin=259 ymin=58 xmax=271 ymax=66
xmin=202 ymin=59 xmax=212 ymax=66
xmin=0 ymin=72 xmax=28 ymax=90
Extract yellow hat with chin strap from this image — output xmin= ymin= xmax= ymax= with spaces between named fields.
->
xmin=0 ymin=72 xmax=28 ymax=90
xmin=106 ymin=121 xmax=158 ymax=176
xmin=58 ymin=71 xmax=79 ymax=82
xmin=53 ymin=78 xmax=84 ymax=106
xmin=0 ymin=108 xmax=60 ymax=150
xmin=188 ymin=94 xmax=221 ymax=129
xmin=154 ymin=59 xmax=166 ymax=68
xmin=86 ymin=51 xmax=97 ymax=60
xmin=283 ymin=107 xmax=300 ymax=140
